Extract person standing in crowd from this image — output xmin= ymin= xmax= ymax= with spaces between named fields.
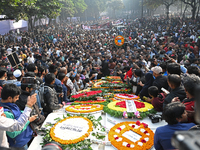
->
xmin=0 ymin=84 xmax=38 ymax=149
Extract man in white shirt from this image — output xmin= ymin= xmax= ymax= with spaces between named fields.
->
xmin=0 ymin=93 xmax=37 ymax=148
xmin=27 ymin=53 xmax=35 ymax=64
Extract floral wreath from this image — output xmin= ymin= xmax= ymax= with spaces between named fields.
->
xmin=71 ymin=90 xmax=103 ymax=101
xmin=106 ymin=76 xmax=121 ymax=81
xmin=103 ymin=101 xmax=156 ymax=119
xmin=93 ymin=81 xmax=108 ymax=88
xmin=50 ymin=116 xmax=93 ymax=145
xmin=108 ymin=121 xmax=154 ymax=150
xmin=41 ymin=114 xmax=106 ymax=150
xmin=65 ymin=104 xmax=104 ymax=113
xmin=114 ymin=94 xmax=140 ymax=100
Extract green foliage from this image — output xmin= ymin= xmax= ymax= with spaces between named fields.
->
xmin=0 ymin=0 xmax=37 ymax=21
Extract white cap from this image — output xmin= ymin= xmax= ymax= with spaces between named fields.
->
xmin=13 ymin=69 xmax=22 ymax=78
xmin=151 ymin=66 xmax=163 ymax=74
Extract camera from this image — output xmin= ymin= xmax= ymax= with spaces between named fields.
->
xmin=148 ymin=114 xmax=162 ymax=123
xmin=42 ymin=142 xmax=63 ymax=150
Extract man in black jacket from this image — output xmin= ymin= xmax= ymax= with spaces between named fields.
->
xmin=43 ymin=73 xmax=63 ymax=117
xmin=163 ymin=74 xmax=186 ymax=109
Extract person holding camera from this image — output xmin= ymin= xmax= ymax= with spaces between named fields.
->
xmin=0 ymin=84 xmax=38 ymax=149
xmin=15 ymin=78 xmax=45 ymax=130
xmin=43 ymin=73 xmax=63 ymax=117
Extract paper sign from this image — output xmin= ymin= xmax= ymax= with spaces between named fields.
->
xmin=125 ymin=100 xmax=137 ymax=112
xmin=122 ymin=130 xmax=142 ymax=143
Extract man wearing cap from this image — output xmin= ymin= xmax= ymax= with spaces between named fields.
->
xmin=151 ymin=66 xmax=169 ymax=93
xmin=13 ymin=69 xmax=22 ymax=87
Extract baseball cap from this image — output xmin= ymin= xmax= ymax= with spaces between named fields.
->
xmin=13 ymin=69 xmax=22 ymax=78
xmin=151 ymin=66 xmax=163 ymax=74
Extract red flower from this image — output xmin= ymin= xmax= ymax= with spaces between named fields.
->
xmin=127 ymin=144 xmax=130 ymax=147
xmin=116 ymin=101 xmax=126 ymax=108
xmin=115 ymin=137 xmax=119 ymax=140
xmin=142 ymin=123 xmax=148 ymax=128
xmin=136 ymin=121 xmax=141 ymax=126
xmin=132 ymin=125 xmax=135 ymax=128
xmin=117 ymin=127 xmax=122 ymax=131
xmin=141 ymin=139 xmax=146 ymax=143
xmin=134 ymin=101 xmax=145 ymax=108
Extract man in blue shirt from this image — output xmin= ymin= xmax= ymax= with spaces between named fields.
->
xmin=154 ymin=102 xmax=195 ymax=150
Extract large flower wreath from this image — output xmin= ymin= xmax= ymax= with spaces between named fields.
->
xmin=108 ymin=121 xmax=154 ymax=150
xmin=40 ymin=114 xmax=106 ymax=150
xmin=103 ymin=100 xmax=156 ymax=119
xmin=71 ymin=90 xmax=103 ymax=101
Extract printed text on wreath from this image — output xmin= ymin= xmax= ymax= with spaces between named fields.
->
xmin=60 ymin=124 xmax=83 ymax=132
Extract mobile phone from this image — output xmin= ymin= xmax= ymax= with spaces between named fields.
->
xmin=161 ymin=88 xmax=169 ymax=94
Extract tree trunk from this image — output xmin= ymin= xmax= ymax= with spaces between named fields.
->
xmin=192 ymin=6 xmax=196 ymax=20
xmin=166 ymin=5 xmax=170 ymax=19
xmin=183 ymin=4 xmax=188 ymax=19
xmin=28 ymin=17 xmax=33 ymax=31
xmin=48 ymin=18 xmax=52 ymax=25
xmin=196 ymin=6 xmax=199 ymax=19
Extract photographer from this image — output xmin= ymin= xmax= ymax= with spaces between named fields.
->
xmin=43 ymin=73 xmax=63 ymax=117
xmin=16 ymin=77 xmax=45 ymax=129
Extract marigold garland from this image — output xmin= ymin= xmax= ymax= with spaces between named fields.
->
xmin=106 ymin=76 xmax=121 ymax=81
xmin=93 ymin=81 xmax=108 ymax=88
xmin=108 ymin=121 xmax=154 ymax=150
xmin=65 ymin=104 xmax=104 ymax=113
xmin=50 ymin=116 xmax=93 ymax=145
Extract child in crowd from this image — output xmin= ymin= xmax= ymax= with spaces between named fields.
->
xmin=146 ymin=86 xmax=165 ymax=112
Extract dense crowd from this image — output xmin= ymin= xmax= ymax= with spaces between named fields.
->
xmin=0 ymin=16 xmax=200 ymax=150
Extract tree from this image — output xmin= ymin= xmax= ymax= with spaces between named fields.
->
xmin=59 ymin=0 xmax=76 ymax=21
xmin=72 ymin=0 xmax=87 ymax=14
xmin=0 ymin=0 xmax=36 ymax=21
xmin=84 ymin=0 xmax=108 ymax=20
xmin=144 ymin=0 xmax=177 ymax=19
xmin=107 ymin=0 xmax=125 ymax=19
xmin=181 ymin=0 xmax=198 ymax=20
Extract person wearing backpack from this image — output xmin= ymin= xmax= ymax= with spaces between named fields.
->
xmin=146 ymin=86 xmax=165 ymax=112
xmin=0 ymin=84 xmax=38 ymax=149
xmin=43 ymin=73 xmax=63 ymax=117
xmin=15 ymin=79 xmax=45 ymax=130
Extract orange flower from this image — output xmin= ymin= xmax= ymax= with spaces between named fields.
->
xmin=50 ymin=116 xmax=93 ymax=145
xmin=108 ymin=121 xmax=154 ymax=150
xmin=65 ymin=104 xmax=104 ymax=113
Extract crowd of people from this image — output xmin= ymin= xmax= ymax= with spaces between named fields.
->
xmin=0 ymin=16 xmax=200 ymax=150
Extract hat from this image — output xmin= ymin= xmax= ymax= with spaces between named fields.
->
xmin=151 ymin=66 xmax=163 ymax=74
xmin=13 ymin=69 xmax=22 ymax=78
